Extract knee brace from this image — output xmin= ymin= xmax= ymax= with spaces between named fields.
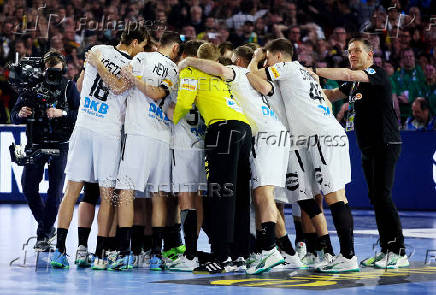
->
xmin=81 ymin=182 xmax=100 ymax=205
xmin=298 ymin=199 xmax=322 ymax=218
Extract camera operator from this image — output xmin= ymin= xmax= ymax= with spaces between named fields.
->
xmin=10 ymin=51 xmax=80 ymax=251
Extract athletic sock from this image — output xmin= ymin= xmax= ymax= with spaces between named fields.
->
xmin=181 ymin=209 xmax=198 ymax=259
xmin=259 ymin=222 xmax=276 ymax=251
xmin=78 ymin=227 xmax=91 ymax=247
xmin=106 ymin=237 xmax=117 ymax=251
xmin=318 ymin=234 xmax=334 ymax=255
xmin=330 ymin=202 xmax=355 ymax=259
xmin=152 ymin=227 xmax=165 ymax=256
xmin=131 ymin=225 xmax=145 ymax=255
xmin=143 ymin=235 xmax=152 ymax=252
xmin=304 ymin=233 xmax=318 ymax=255
xmin=95 ymin=236 xmax=106 ymax=258
xmin=117 ymin=227 xmax=132 ymax=255
xmin=293 ymin=220 xmax=304 ymax=244
xmin=56 ymin=228 xmax=68 ymax=253
xmin=276 ymin=234 xmax=296 ymax=256
xmin=255 ymin=230 xmax=263 ymax=253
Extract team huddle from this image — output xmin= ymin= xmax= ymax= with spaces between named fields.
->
xmin=47 ymin=27 xmax=407 ymax=274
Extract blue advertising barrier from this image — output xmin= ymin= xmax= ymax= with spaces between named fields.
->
xmin=0 ymin=125 xmax=435 ymax=209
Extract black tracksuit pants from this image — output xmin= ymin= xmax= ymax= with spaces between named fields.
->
xmin=361 ymin=143 xmax=405 ymax=254
xmin=202 ymin=120 xmax=252 ymax=261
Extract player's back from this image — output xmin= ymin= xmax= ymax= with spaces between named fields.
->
xmin=269 ymin=61 xmax=343 ymax=137
xmin=76 ymin=44 xmax=132 ymax=137
xmin=228 ymin=65 xmax=284 ymax=135
xmin=125 ymin=51 xmax=178 ymax=143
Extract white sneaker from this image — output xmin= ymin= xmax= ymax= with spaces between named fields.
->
xmin=74 ymin=245 xmax=89 ymax=266
xmin=169 ymin=256 xmax=199 ymax=272
xmin=246 ymin=252 xmax=261 ymax=268
xmin=222 ymin=257 xmax=237 ymax=273
xmin=318 ymin=254 xmax=360 ymax=273
xmin=91 ymin=257 xmax=108 ymax=270
xmin=296 ymin=242 xmax=307 ymax=259
xmin=360 ymin=252 xmax=386 ymax=267
xmin=301 ymin=252 xmax=318 ymax=268
xmin=281 ymin=251 xmax=307 ymax=269
xmin=143 ymin=250 xmax=151 ymax=268
xmin=233 ymin=257 xmax=247 ymax=272
xmin=314 ymin=252 xmax=334 ymax=271
xmin=246 ymin=248 xmax=285 ymax=275
xmin=374 ymin=252 xmax=409 ymax=269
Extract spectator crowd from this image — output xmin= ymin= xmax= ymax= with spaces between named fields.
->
xmin=0 ymin=0 xmax=435 ymax=129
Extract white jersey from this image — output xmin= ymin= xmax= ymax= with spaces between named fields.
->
xmin=75 ymin=45 xmax=131 ymax=137
xmin=228 ymin=66 xmax=285 ymax=136
xmin=125 ymin=51 xmax=179 ymax=143
xmin=267 ymin=61 xmax=344 ymax=139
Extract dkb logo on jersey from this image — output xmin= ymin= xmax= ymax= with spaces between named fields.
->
xmin=149 ymin=102 xmax=170 ymax=123
xmin=318 ymin=105 xmax=331 ymax=116
xmin=82 ymin=97 xmax=109 ymax=117
xmin=286 ymin=173 xmax=299 ymax=191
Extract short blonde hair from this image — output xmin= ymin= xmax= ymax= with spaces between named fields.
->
xmin=197 ymin=43 xmax=220 ymax=61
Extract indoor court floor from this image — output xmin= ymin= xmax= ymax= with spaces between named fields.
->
xmin=1 ymin=204 xmax=436 ymax=295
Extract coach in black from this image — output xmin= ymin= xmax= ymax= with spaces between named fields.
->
xmin=312 ymin=38 xmax=409 ymax=269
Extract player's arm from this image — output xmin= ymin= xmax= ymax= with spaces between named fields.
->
xmin=167 ymin=102 xmax=175 ymax=121
xmin=323 ymin=88 xmax=347 ymax=102
xmin=314 ymin=67 xmax=370 ymax=83
xmin=246 ymin=72 xmax=273 ymax=96
xmin=76 ymin=69 xmax=85 ymax=92
xmin=120 ymin=65 xmax=168 ymax=101
xmin=179 ymin=57 xmax=234 ymax=81
xmin=85 ymin=50 xmax=131 ymax=95
xmin=173 ymin=70 xmax=198 ymax=125
xmin=248 ymin=48 xmax=268 ymax=80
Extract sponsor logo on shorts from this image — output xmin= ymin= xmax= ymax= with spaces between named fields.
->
xmin=286 ymin=173 xmax=299 ymax=191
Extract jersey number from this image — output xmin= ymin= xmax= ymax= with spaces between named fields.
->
xmin=186 ymin=107 xmax=199 ymax=126
xmin=309 ymin=82 xmax=324 ymax=103
xmin=89 ymin=74 xmax=109 ymax=101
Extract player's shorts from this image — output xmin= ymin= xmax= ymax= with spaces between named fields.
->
xmin=65 ymin=127 xmax=121 ymax=187
xmin=116 ymin=134 xmax=171 ymax=194
xmin=172 ymin=148 xmax=207 ymax=193
xmin=250 ymin=133 xmax=290 ymax=190
xmin=307 ymin=134 xmax=351 ymax=195
xmin=274 ymin=149 xmax=315 ymax=204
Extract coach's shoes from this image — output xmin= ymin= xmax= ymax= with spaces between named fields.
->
xmin=150 ymin=254 xmax=164 ymax=271
xmin=281 ymin=251 xmax=307 ymax=269
xmin=50 ymin=250 xmax=69 ymax=269
xmin=314 ymin=252 xmax=334 ymax=271
xmin=374 ymin=252 xmax=409 ymax=269
xmin=169 ymin=255 xmax=199 ymax=272
xmin=360 ymin=252 xmax=386 ymax=267
xmin=193 ymin=257 xmax=233 ymax=274
xmin=318 ymin=254 xmax=360 ymax=273
xmin=296 ymin=242 xmax=307 ymax=259
xmin=246 ymin=248 xmax=285 ymax=275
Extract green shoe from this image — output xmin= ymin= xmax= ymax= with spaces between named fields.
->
xmin=162 ymin=245 xmax=186 ymax=261
xmin=360 ymin=252 xmax=386 ymax=267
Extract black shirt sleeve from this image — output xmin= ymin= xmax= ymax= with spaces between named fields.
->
xmin=10 ymin=95 xmax=27 ymax=125
xmin=363 ymin=66 xmax=386 ymax=86
xmin=65 ymin=81 xmax=80 ymax=124
xmin=338 ymin=81 xmax=352 ymax=98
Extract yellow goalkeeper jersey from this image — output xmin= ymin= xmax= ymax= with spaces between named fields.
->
xmin=173 ymin=67 xmax=249 ymax=127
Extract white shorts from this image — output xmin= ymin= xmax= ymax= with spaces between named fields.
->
xmin=65 ymin=127 xmax=121 ymax=187
xmin=172 ymin=149 xmax=207 ymax=193
xmin=116 ymin=134 xmax=171 ymax=193
xmin=274 ymin=149 xmax=315 ymax=204
xmin=251 ymin=134 xmax=290 ymax=189
xmin=307 ymin=135 xmax=351 ymax=195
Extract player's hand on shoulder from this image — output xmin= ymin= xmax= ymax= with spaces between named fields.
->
xmin=306 ymin=67 xmax=320 ymax=83
xmin=85 ymin=50 xmax=102 ymax=67
xmin=178 ymin=57 xmax=192 ymax=71
xmin=253 ymin=48 xmax=265 ymax=62
xmin=120 ymin=65 xmax=134 ymax=81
